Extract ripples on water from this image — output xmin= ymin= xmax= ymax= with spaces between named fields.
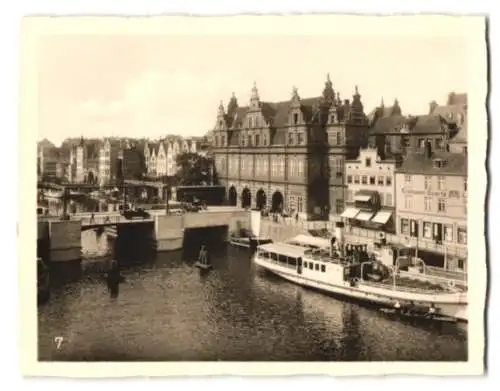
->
xmin=38 ymin=232 xmax=467 ymax=362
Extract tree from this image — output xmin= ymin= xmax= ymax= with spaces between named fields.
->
xmin=174 ymin=152 xmax=217 ymax=186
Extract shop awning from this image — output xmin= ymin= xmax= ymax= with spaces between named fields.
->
xmin=340 ymin=207 xmax=360 ymax=219
xmin=356 ymin=211 xmax=374 ymax=221
xmin=354 ymin=193 xmax=372 ymax=202
xmin=371 ymin=210 xmax=393 ymax=225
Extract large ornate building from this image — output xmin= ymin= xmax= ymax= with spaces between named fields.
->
xmin=211 ymin=75 xmax=370 ymax=221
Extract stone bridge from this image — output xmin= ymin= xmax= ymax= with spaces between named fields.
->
xmin=38 ymin=207 xmax=251 ymax=260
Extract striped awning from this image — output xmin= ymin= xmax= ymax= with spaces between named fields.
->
xmin=371 ymin=210 xmax=393 ymax=225
xmin=356 ymin=211 xmax=374 ymax=221
xmin=340 ymin=207 xmax=360 ymax=219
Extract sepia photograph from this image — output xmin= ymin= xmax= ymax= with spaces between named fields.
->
xmin=19 ymin=14 xmax=487 ymax=376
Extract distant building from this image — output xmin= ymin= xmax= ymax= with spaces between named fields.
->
xmin=144 ymin=136 xmax=200 ymax=178
xmin=394 ymin=141 xmax=467 ymax=271
xmin=429 ymin=92 xmax=468 ymax=155
xmin=98 ymin=138 xmax=122 ymax=185
xmin=342 ymin=147 xmax=400 ymax=234
xmin=120 ymin=146 xmax=146 ymax=180
xmin=70 ymin=137 xmax=100 ymax=183
xmin=368 ymin=98 xmax=460 ymax=159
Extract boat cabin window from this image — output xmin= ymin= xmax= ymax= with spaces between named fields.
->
xmin=315 ymin=264 xmax=319 ymax=271
xmin=308 ymin=263 xmax=313 ymax=270
xmin=303 ymin=261 xmax=308 ymax=268
xmin=321 ymin=265 xmax=326 ymax=273
xmin=258 ymin=249 xmax=299 ymax=268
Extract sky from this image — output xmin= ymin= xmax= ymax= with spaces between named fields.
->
xmin=37 ymin=34 xmax=468 ymax=146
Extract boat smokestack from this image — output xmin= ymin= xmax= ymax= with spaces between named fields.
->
xmin=335 ymin=221 xmax=345 ymax=247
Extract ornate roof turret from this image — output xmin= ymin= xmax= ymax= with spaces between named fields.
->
xmin=322 ymin=73 xmax=335 ymax=105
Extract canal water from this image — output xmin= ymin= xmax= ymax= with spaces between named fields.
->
xmin=38 ymin=199 xmax=468 ymax=362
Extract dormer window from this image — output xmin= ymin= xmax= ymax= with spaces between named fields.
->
xmin=293 ymin=113 xmax=299 ymax=125
xmin=219 ymin=120 xmax=223 ymax=128
xmin=433 ymin=158 xmax=447 ymax=169
xmin=330 ymin=113 xmax=336 ymax=124
xmin=249 ymin=117 xmax=253 ymax=128
xmin=288 ymin=133 xmax=295 ymax=145
xmin=365 ymin=158 xmax=372 ymax=167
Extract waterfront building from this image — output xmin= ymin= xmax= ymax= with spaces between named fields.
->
xmin=342 ymin=147 xmax=400 ymax=234
xmin=394 ymin=142 xmax=467 ymax=271
xmin=211 ymin=76 xmax=370 ymax=221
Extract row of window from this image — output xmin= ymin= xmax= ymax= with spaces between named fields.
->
xmin=347 ymin=175 xmax=392 ymax=186
xmin=402 ymin=195 xmax=466 ymax=214
xmin=258 ymin=251 xmax=328 ymax=273
xmin=303 ymin=261 xmax=327 ymax=273
xmin=327 ymin=131 xmax=343 ymax=146
xmin=404 ymin=175 xmax=467 ymax=192
xmin=400 ymin=218 xmax=467 ymax=244
xmin=288 ymin=195 xmax=304 ymax=213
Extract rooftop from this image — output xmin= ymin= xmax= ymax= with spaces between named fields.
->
xmin=395 ymin=151 xmax=467 ymax=176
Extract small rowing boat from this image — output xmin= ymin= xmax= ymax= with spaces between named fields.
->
xmin=379 ymin=307 xmax=457 ymax=323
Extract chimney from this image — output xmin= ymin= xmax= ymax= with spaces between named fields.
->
xmin=429 ymin=101 xmax=438 ymax=114
xmin=424 ymin=140 xmax=432 ymax=159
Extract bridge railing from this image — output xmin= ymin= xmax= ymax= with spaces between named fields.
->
xmin=79 ymin=215 xmax=124 ymax=226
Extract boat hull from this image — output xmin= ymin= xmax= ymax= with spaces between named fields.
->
xmin=229 ymin=237 xmax=273 ymax=249
xmin=254 ymin=257 xmax=467 ymax=322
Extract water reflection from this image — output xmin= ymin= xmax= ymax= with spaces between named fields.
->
xmin=38 ymin=199 xmax=467 ymax=362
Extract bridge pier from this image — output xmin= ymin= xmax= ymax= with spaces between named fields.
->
xmin=153 ymin=208 xmax=251 ymax=252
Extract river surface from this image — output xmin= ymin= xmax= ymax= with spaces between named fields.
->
xmin=38 ymin=235 xmax=467 ymax=362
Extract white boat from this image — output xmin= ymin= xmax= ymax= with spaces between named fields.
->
xmin=230 ymin=210 xmax=273 ymax=249
xmin=253 ymin=222 xmax=468 ymax=322
xmin=229 ymin=235 xmax=273 ymax=249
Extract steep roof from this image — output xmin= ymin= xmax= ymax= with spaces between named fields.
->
xmin=225 ymin=96 xmax=324 ymax=145
xmin=410 ymin=114 xmax=447 ymax=134
xmin=396 ymin=151 xmax=467 ymax=176
xmin=371 ymin=114 xmax=408 ymax=134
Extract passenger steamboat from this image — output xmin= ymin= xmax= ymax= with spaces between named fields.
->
xmin=253 ymin=222 xmax=467 ymax=322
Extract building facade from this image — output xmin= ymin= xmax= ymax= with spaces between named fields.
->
xmin=211 ymin=76 xmax=370 ymax=221
xmin=342 ymin=147 xmax=399 ymax=233
xmin=70 ymin=137 xmax=100 ymax=183
xmin=394 ymin=143 xmax=467 ymax=271
xmin=98 ymin=138 xmax=121 ymax=185
xmin=144 ymin=137 xmax=200 ymax=178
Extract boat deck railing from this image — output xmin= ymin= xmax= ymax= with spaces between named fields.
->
xmin=360 ymin=279 xmax=466 ymax=297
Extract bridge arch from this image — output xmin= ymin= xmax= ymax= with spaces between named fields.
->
xmin=228 ymin=186 xmax=237 ymax=206
xmin=256 ymin=189 xmax=267 ymax=210
xmin=271 ymin=190 xmax=284 ymax=213
xmin=241 ymin=187 xmax=251 ymax=209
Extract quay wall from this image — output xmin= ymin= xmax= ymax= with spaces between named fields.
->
xmin=259 ymin=220 xmax=305 ymax=242
xmin=48 ymin=220 xmax=82 ymax=262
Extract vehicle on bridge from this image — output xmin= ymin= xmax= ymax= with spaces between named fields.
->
xmin=119 ymin=202 xmax=151 ymax=220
